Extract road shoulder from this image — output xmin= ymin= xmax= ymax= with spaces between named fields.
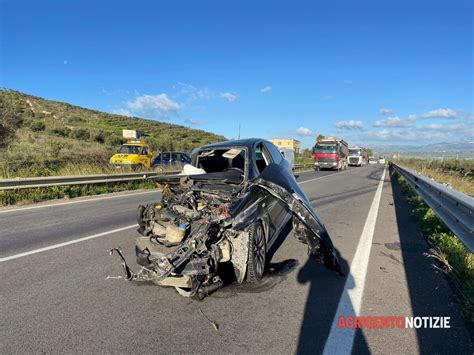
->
xmin=353 ymin=169 xmax=473 ymax=353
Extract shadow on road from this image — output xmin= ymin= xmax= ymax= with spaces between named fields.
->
xmin=384 ymin=166 xmax=473 ymax=353
xmin=296 ymin=247 xmax=370 ymax=354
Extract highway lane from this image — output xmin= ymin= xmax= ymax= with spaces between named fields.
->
xmin=1 ymin=165 xmax=471 ymax=353
xmin=0 ymin=167 xmax=345 ymax=259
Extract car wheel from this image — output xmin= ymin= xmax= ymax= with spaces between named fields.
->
xmin=246 ymin=221 xmax=266 ymax=283
xmin=134 ymin=164 xmax=143 ymax=172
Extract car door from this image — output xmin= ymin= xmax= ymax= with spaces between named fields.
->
xmin=254 ymin=163 xmax=341 ymax=273
xmin=253 ymin=142 xmax=289 ymax=247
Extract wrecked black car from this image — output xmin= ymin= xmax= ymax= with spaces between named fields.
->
xmin=111 ymin=138 xmax=341 ymax=299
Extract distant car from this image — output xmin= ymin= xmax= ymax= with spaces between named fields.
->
xmin=279 ymin=148 xmax=295 ymax=171
xmin=152 ymin=152 xmax=191 ymax=169
xmin=378 ymin=156 xmax=386 ymax=164
xmin=368 ymin=156 xmax=377 ymax=165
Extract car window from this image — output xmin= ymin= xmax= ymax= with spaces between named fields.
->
xmin=264 ymin=142 xmax=283 ymax=164
xmin=162 ymin=152 xmax=170 ymax=161
xmin=255 ymin=143 xmax=272 ymax=174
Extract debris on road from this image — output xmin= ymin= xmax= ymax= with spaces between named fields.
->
xmin=199 ymin=309 xmax=219 ymax=331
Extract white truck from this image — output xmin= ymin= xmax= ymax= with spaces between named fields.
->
xmin=348 ymin=146 xmax=368 ymax=167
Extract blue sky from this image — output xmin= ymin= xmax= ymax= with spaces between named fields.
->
xmin=2 ymin=0 xmax=473 ymax=148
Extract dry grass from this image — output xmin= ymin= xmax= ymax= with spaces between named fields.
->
xmin=397 ymin=158 xmax=473 ymax=195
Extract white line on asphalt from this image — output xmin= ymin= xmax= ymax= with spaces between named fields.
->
xmin=322 ymin=167 xmax=387 ymax=355
xmin=0 ymin=224 xmax=138 ymax=262
xmin=0 ymin=190 xmax=157 ymax=214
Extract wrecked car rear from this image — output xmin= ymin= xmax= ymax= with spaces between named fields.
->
xmin=111 ymin=139 xmax=340 ymax=299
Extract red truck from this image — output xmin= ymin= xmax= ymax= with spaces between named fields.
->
xmin=312 ymin=137 xmax=349 ymax=171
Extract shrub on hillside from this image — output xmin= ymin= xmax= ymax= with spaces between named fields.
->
xmin=49 ymin=125 xmax=71 ymax=137
xmin=30 ymin=120 xmax=46 ymax=132
xmin=71 ymin=128 xmax=91 ymax=140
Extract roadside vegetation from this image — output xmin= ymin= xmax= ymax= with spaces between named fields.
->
xmin=0 ymin=89 xmax=225 ymax=206
xmin=392 ymin=168 xmax=473 ymax=322
xmin=0 ymin=180 xmax=156 ymax=207
xmin=396 ymin=157 xmax=473 ymax=195
xmin=0 ymin=89 xmax=225 ymax=178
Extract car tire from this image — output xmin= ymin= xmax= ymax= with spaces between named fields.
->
xmin=134 ymin=164 xmax=143 ymax=172
xmin=246 ymin=221 xmax=266 ymax=283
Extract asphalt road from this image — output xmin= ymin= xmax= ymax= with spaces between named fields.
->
xmin=1 ymin=166 xmax=472 ymax=353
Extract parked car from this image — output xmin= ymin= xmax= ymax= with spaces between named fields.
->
xmin=151 ymin=151 xmax=191 ymax=170
xmin=378 ymin=155 xmax=386 ymax=164
xmin=111 ymin=138 xmax=340 ymax=299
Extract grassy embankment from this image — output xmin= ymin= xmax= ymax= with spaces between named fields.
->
xmin=0 ymin=89 xmax=225 ymax=206
xmin=392 ymin=159 xmax=473 ymax=322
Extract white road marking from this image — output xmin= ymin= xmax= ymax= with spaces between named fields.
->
xmin=322 ymin=167 xmax=387 ymax=355
xmin=0 ymin=224 xmax=138 ymax=262
xmin=0 ymin=190 xmax=157 ymax=214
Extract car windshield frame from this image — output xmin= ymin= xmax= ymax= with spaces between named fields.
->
xmin=118 ymin=145 xmax=143 ymax=154
xmin=195 ymin=146 xmax=249 ymax=184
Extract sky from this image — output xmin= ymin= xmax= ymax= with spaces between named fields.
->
xmin=1 ymin=0 xmax=473 ymax=149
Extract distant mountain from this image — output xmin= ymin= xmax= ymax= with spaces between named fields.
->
xmin=0 ymin=89 xmax=226 ymax=172
xmin=370 ymin=142 xmax=474 ymax=158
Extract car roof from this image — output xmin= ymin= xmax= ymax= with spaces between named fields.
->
xmin=198 ymin=138 xmax=267 ymax=150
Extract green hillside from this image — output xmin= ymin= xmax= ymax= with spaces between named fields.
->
xmin=0 ymin=89 xmax=226 ymax=177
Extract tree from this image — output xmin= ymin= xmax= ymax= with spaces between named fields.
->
xmin=316 ymin=134 xmax=326 ymax=142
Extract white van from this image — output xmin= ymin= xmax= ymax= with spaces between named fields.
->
xmin=279 ymin=148 xmax=295 ymax=171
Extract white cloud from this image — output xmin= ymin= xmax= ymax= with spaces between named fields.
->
xmin=176 ymin=82 xmax=213 ymax=101
xmin=378 ymin=108 xmax=393 ymax=115
xmin=343 ymin=80 xmax=353 ymax=85
xmin=335 ymin=120 xmax=364 ymax=130
xmin=220 ymin=92 xmax=238 ymax=102
xmin=184 ymin=118 xmax=201 ymax=125
xmin=260 ymin=86 xmax=272 ymax=94
xmin=111 ymin=108 xmax=132 ymax=116
xmin=421 ymin=108 xmax=457 ymax=119
xmin=361 ymin=129 xmax=417 ymax=141
xmin=323 ymin=95 xmax=333 ymax=101
xmin=63 ymin=60 xmax=68 ymax=65
xmin=295 ymin=126 xmax=315 ymax=137
xmin=374 ymin=115 xmax=416 ymax=127
xmin=125 ymin=94 xmax=182 ymax=118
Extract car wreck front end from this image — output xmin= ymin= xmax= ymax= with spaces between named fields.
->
xmin=110 ymin=143 xmax=341 ymax=299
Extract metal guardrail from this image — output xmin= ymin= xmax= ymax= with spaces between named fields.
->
xmin=0 ymin=170 xmax=181 ymax=190
xmin=294 ymin=163 xmax=314 ymax=170
xmin=0 ymin=164 xmax=315 ymax=191
xmin=392 ymin=163 xmax=473 ymax=252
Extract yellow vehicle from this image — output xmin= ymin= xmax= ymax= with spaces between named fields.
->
xmin=110 ymin=140 xmax=153 ymax=171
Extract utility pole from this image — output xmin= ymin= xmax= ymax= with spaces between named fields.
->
xmin=238 ymin=123 xmax=241 ymax=139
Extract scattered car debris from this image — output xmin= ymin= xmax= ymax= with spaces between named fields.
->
xmin=110 ymin=139 xmax=342 ymax=299
xmin=198 ymin=309 xmax=219 ymax=331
